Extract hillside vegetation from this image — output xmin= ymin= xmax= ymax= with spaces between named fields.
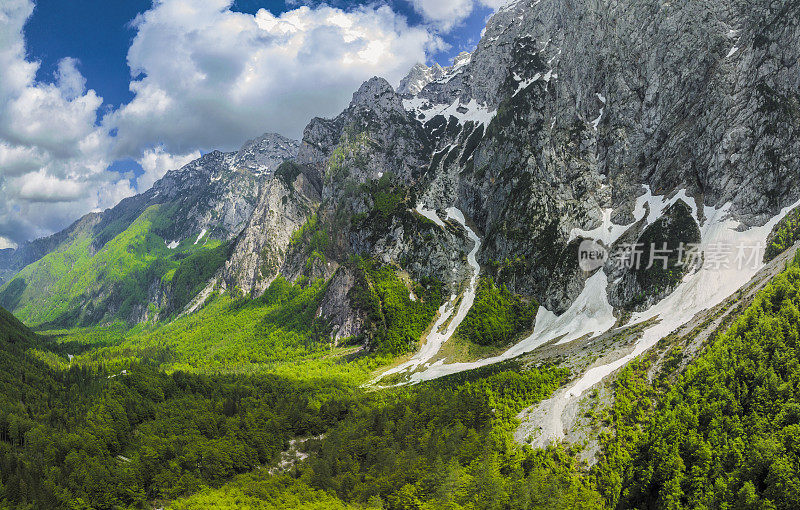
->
xmin=0 ymin=205 xmax=229 ymax=327
xmin=4 ymin=252 xmax=800 ymax=509
xmin=456 ymin=277 xmax=538 ymax=347
xmin=596 ymin=255 xmax=800 ymax=509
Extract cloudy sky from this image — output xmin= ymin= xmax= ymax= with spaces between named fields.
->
xmin=0 ymin=0 xmax=504 ymax=248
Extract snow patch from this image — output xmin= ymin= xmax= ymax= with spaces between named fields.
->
xmin=373 ymin=207 xmax=482 ymax=384
xmin=415 ymin=204 xmax=446 ymax=228
xmin=404 ymin=97 xmax=496 ymax=126
xmin=165 ymin=240 xmax=179 ymax=249
xmin=591 ymin=110 xmax=603 ymax=130
xmin=451 ymin=53 xmax=471 ymax=72
xmin=194 ymin=229 xmax=207 ymax=245
xmin=513 ymin=73 xmax=541 ymax=96
xmin=404 ymin=271 xmax=616 ymax=384
xmin=591 ymin=93 xmax=606 ymax=130
xmin=408 ymin=187 xmax=797 ymax=390
xmin=569 ymin=186 xmax=696 ymax=245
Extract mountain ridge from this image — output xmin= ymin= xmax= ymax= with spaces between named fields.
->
xmin=3 ymin=1 xmax=800 ymax=508
xmin=2 ymin=0 xmax=800 ymax=414
xmin=0 ymin=132 xmax=299 ymax=325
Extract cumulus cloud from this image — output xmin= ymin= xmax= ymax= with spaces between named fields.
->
xmin=106 ymin=0 xmax=444 ymax=156
xmin=0 ymin=0 xmax=135 ymax=243
xmin=407 ymin=0 xmax=506 ymax=32
xmin=1 ymin=0 xmax=447 ymax=245
xmin=137 ymin=146 xmax=201 ymax=191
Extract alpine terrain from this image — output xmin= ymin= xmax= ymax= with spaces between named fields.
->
xmin=2 ymin=0 xmax=800 ymax=508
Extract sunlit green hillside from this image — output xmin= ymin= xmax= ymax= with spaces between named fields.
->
xmin=0 ymin=205 xmax=226 ymax=328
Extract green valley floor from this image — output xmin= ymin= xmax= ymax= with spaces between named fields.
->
xmin=3 ymin=255 xmax=800 ymax=509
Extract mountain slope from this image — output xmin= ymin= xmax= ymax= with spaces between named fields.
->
xmin=0 ymin=204 xmax=231 ymax=327
xmin=0 ymin=133 xmax=299 ymax=326
xmin=5 ymin=0 xmax=799 ymax=378
xmin=0 ymin=306 xmax=37 ymax=346
xmin=1 ymin=0 xmax=799 ymax=442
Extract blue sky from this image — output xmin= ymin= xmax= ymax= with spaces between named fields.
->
xmin=24 ymin=0 xmax=490 ymax=116
xmin=0 ymin=0 xmax=499 ymax=247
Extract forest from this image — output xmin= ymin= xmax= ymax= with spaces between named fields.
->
xmin=4 ymin=252 xmax=800 ymax=509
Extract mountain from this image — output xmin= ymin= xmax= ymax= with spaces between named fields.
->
xmin=0 ymin=133 xmax=299 ymax=326
xmin=2 ymin=0 xmax=800 ymax=467
xmin=3 ymin=0 xmax=799 ymax=358
xmin=3 ymin=0 xmax=799 ymax=367
xmin=2 ymin=0 xmax=800 ymax=508
xmin=397 ymin=62 xmax=445 ymax=96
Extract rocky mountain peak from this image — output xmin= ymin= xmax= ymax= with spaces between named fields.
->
xmin=451 ymin=51 xmax=471 ymax=70
xmin=349 ymin=77 xmax=405 ymax=114
xmin=397 ymin=63 xmax=446 ymax=96
xmin=233 ymin=132 xmax=300 ymax=175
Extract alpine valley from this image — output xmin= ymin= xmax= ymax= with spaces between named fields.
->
xmin=2 ymin=0 xmax=800 ymax=508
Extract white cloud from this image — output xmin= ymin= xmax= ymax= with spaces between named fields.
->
xmin=0 ymin=236 xmax=16 ymax=250
xmin=407 ymin=0 xmax=506 ymax=31
xmin=137 ymin=146 xmax=201 ymax=191
xmin=1 ymin=0 xmax=447 ymax=245
xmin=479 ymin=0 xmax=510 ymax=8
xmin=0 ymin=0 xmax=134 ymax=244
xmin=106 ymin=0 xmax=444 ymax=156
xmin=15 ymin=170 xmax=87 ymax=202
xmin=55 ymin=57 xmax=87 ymax=100
xmin=0 ymin=142 xmax=43 ymax=177
xmin=408 ymin=0 xmax=474 ymax=31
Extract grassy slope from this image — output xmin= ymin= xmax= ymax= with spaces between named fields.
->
xmin=0 ymin=306 xmax=37 ymax=346
xmin=45 ymin=277 xmax=386 ymax=379
xmin=0 ymin=205 xmax=224 ymax=327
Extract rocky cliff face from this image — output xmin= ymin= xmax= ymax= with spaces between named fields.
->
xmin=295 ymin=77 xmax=465 ymax=284
xmin=222 ymin=163 xmax=322 ymax=297
xmin=265 ymin=0 xmax=800 ymax=344
xmin=3 ymin=0 xmax=799 ymax=355
xmin=137 ymin=132 xmax=300 ymax=244
xmin=391 ymin=0 xmax=800 ymax=312
xmin=397 ymin=63 xmax=445 ymax=97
